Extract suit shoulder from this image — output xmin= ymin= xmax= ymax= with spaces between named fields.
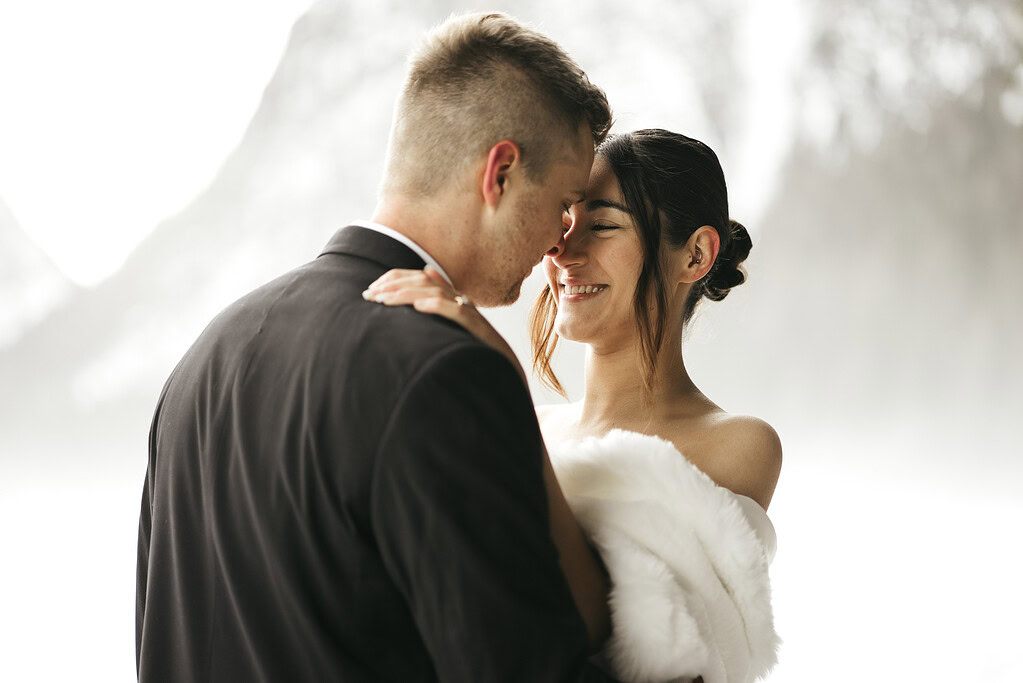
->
xmin=375 ymin=342 xmax=539 ymax=471
xmin=403 ymin=339 xmax=522 ymax=394
xmin=365 ymin=302 xmax=487 ymax=362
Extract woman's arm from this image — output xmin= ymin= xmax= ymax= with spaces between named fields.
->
xmin=365 ymin=267 xmax=612 ymax=650
xmin=540 ymin=443 xmax=612 ymax=649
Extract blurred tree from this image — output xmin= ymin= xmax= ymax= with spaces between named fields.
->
xmin=797 ymin=0 xmax=1022 ymax=150
xmin=687 ymin=0 xmax=1022 ymax=459
xmin=716 ymin=69 xmax=1023 ymax=452
xmin=3 ymin=0 xmax=1019 ymax=467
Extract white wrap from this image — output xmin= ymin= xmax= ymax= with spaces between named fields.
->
xmin=546 ymin=429 xmax=780 ymax=683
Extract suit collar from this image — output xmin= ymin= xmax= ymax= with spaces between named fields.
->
xmin=318 ymin=225 xmax=426 ymax=272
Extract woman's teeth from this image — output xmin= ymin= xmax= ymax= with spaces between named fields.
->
xmin=563 ymin=285 xmax=607 ymax=295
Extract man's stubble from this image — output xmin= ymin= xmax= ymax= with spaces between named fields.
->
xmin=473 ymin=195 xmax=546 ymax=308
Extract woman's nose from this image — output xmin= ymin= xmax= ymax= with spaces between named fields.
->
xmin=548 ymin=225 xmax=586 ymax=267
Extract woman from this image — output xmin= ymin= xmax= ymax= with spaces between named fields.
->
xmin=365 ymin=129 xmax=781 ymax=683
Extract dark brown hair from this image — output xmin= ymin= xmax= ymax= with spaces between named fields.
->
xmin=529 ymin=129 xmax=752 ymax=396
xmin=383 ymin=12 xmax=612 ymax=197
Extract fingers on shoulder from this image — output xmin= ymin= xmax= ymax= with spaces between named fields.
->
xmin=374 ymin=268 xmax=416 ymax=284
xmin=412 ymin=296 xmax=457 ymax=315
xmin=422 ymin=265 xmax=447 ymax=283
xmin=371 ymin=268 xmax=439 ymax=294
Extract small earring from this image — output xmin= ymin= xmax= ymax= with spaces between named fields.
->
xmin=694 ymin=248 xmax=702 ymax=265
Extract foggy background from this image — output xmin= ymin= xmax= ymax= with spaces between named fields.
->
xmin=1 ymin=0 xmax=1021 ymax=680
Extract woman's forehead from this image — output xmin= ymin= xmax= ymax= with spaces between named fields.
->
xmin=585 ymin=156 xmax=624 ymax=204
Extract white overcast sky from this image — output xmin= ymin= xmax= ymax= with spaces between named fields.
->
xmin=0 ymin=0 xmax=808 ymax=289
xmin=0 ymin=0 xmax=312 ymax=286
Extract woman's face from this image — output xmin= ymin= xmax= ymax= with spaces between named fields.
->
xmin=544 ymin=155 xmax=646 ymax=347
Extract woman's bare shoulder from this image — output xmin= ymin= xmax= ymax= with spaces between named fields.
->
xmin=695 ymin=414 xmax=783 ymax=510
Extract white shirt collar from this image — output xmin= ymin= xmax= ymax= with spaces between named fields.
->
xmin=348 ymin=220 xmax=453 ymax=286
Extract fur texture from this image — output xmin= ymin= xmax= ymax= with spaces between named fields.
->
xmin=547 ymin=429 xmax=780 ymax=683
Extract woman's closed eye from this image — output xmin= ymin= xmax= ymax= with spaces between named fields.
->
xmin=591 ymin=223 xmax=619 ymax=232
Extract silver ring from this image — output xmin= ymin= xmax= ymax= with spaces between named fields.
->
xmin=454 ymin=295 xmax=470 ymax=307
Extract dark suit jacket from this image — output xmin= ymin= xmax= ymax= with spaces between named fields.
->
xmin=136 ymin=226 xmax=618 ymax=682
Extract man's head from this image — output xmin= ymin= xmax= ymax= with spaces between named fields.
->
xmin=378 ymin=12 xmax=612 ymax=306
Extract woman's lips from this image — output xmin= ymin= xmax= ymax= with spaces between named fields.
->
xmin=559 ymin=283 xmax=609 ymax=300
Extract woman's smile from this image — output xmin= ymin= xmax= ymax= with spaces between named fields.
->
xmin=559 ymin=282 xmax=610 ymax=301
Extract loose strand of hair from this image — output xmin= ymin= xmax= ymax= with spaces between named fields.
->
xmin=528 ymin=286 xmax=567 ymax=397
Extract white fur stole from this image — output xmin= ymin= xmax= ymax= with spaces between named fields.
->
xmin=546 ymin=429 xmax=780 ymax=683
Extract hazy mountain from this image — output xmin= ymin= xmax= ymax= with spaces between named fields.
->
xmin=685 ymin=76 xmax=1023 ymax=460
xmin=0 ymin=196 xmax=74 ymax=350
xmin=0 ymin=1 xmax=420 ymax=460
xmin=0 ymin=0 xmax=749 ymax=464
xmin=1 ymin=0 xmax=1019 ymax=468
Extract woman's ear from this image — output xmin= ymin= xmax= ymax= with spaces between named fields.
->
xmin=680 ymin=226 xmax=720 ymax=283
xmin=480 ymin=140 xmax=521 ymax=210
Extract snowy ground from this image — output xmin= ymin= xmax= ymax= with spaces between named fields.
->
xmin=2 ymin=434 xmax=1020 ymax=682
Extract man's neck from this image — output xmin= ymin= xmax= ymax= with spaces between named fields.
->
xmin=372 ymin=194 xmax=476 ymax=291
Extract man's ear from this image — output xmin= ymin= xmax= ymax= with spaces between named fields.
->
xmin=481 ymin=140 xmax=521 ymax=210
xmin=679 ymin=226 xmax=721 ymax=283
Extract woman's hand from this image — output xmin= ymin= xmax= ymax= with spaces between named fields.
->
xmin=363 ymin=267 xmax=524 ymax=380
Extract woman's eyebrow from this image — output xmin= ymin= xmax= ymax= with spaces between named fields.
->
xmin=585 ymin=198 xmax=631 ymax=213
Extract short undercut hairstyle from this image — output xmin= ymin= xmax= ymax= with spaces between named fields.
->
xmin=382 ymin=12 xmax=612 ymax=197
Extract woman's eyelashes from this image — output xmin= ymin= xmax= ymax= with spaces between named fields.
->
xmin=562 ymin=220 xmax=620 ymax=235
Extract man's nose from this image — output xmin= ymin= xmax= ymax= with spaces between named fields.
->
xmin=547 ymin=213 xmax=573 ymax=258
xmin=549 ymin=228 xmax=586 ymax=268
xmin=547 ymin=232 xmax=567 ymax=258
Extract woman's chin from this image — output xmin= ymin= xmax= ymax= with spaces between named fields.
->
xmin=554 ymin=321 xmax=595 ymax=345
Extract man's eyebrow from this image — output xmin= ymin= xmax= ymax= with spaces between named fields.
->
xmin=585 ymin=198 xmax=631 ymax=213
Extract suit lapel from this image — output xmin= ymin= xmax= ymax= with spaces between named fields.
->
xmin=318 ymin=225 xmax=427 ymax=272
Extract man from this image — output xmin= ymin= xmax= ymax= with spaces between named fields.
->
xmin=136 ymin=11 xmax=618 ymax=682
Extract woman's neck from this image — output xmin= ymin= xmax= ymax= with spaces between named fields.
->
xmin=578 ymin=328 xmax=702 ymax=433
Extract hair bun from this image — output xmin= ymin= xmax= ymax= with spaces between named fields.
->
xmin=704 ymin=219 xmax=752 ymax=301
